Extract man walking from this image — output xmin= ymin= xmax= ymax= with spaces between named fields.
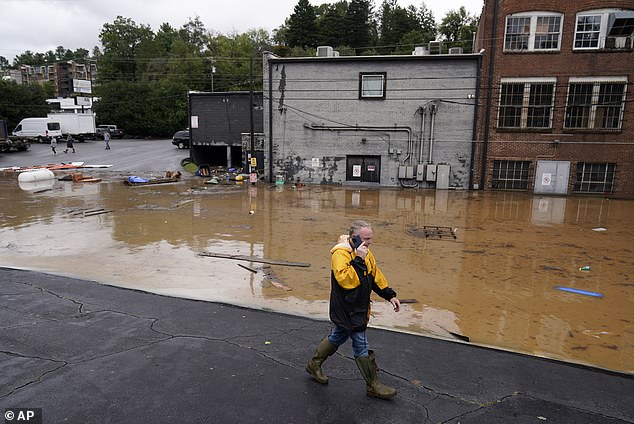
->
xmin=50 ymin=136 xmax=57 ymax=155
xmin=64 ymin=134 xmax=75 ymax=153
xmin=103 ymin=130 xmax=111 ymax=150
xmin=306 ymin=220 xmax=401 ymax=399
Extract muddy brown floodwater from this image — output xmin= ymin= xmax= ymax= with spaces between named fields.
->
xmin=1 ymin=172 xmax=632 ymax=374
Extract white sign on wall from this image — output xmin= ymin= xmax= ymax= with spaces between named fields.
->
xmin=73 ymin=79 xmax=92 ymax=94
xmin=191 ymin=116 xmax=199 ymax=129
xmin=312 ymin=158 xmax=320 ymax=168
xmin=352 ymin=165 xmax=362 ymax=177
xmin=541 ymin=173 xmax=552 ymax=186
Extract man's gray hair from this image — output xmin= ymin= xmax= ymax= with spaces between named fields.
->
xmin=349 ymin=220 xmax=371 ymax=236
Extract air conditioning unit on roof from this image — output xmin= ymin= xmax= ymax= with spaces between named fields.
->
xmin=429 ymin=41 xmax=442 ymax=54
xmin=449 ymin=47 xmax=464 ymax=54
xmin=316 ymin=46 xmax=334 ymax=57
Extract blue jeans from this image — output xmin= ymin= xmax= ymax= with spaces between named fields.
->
xmin=327 ymin=325 xmax=369 ymax=357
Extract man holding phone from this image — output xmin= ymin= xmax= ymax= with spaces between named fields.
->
xmin=306 ymin=220 xmax=401 ymax=399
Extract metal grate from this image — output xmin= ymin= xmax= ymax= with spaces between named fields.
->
xmin=408 ymin=226 xmax=456 ymax=240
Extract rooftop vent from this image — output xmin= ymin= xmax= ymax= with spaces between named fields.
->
xmin=428 ymin=41 xmax=442 ymax=54
xmin=412 ymin=46 xmax=429 ymax=56
xmin=316 ymin=46 xmax=334 ymax=57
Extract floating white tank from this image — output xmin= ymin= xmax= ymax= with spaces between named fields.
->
xmin=17 ymin=169 xmax=55 ymax=192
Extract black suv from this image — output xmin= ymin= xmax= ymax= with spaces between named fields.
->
xmin=172 ymin=129 xmax=190 ymax=149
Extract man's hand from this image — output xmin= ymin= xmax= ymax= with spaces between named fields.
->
xmin=355 ymin=242 xmax=368 ymax=259
xmin=390 ymin=297 xmax=401 ymax=312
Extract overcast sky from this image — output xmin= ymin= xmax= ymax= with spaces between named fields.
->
xmin=0 ymin=0 xmax=483 ymax=62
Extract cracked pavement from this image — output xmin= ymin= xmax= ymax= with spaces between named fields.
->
xmin=0 ymin=267 xmax=632 ymax=424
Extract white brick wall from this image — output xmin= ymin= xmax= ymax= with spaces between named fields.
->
xmin=263 ymin=53 xmax=479 ymax=188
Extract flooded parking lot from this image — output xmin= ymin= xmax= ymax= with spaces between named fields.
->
xmin=0 ymin=167 xmax=632 ymax=374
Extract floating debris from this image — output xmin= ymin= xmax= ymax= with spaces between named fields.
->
xmin=408 ymin=226 xmax=456 ymax=240
xmin=555 ymin=286 xmax=603 ymax=298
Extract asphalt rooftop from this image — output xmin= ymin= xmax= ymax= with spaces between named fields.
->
xmin=1 ymin=267 xmax=632 ymax=424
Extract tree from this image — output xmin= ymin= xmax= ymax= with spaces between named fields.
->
xmin=316 ymin=2 xmax=348 ymax=48
xmin=439 ymin=6 xmax=478 ymax=52
xmin=0 ymin=79 xmax=52 ymax=129
xmin=378 ymin=0 xmax=421 ymax=53
xmin=346 ymin=0 xmax=374 ymax=53
xmin=286 ymin=0 xmax=319 ymax=48
xmin=99 ymin=16 xmax=154 ymax=81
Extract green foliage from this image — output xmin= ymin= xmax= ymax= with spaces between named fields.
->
xmin=439 ymin=6 xmax=478 ymax=52
xmin=286 ymin=0 xmax=319 ymax=48
xmin=93 ymin=80 xmax=188 ymax=137
xmin=0 ymin=80 xmax=52 ymax=129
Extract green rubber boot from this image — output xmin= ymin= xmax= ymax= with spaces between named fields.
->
xmin=355 ymin=350 xmax=397 ymax=399
xmin=306 ymin=337 xmax=338 ymax=384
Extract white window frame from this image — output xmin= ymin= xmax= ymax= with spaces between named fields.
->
xmin=359 ymin=73 xmax=386 ymax=99
xmin=573 ymin=9 xmax=628 ymax=50
xmin=504 ymin=12 xmax=563 ymax=52
xmin=497 ymin=77 xmax=556 ymax=129
xmin=564 ymin=77 xmax=628 ymax=130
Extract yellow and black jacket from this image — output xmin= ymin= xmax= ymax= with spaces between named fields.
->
xmin=329 ymin=236 xmax=397 ymax=332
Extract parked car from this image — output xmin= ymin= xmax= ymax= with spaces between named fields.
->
xmin=96 ymin=124 xmax=124 ymax=139
xmin=172 ymin=129 xmax=190 ymax=149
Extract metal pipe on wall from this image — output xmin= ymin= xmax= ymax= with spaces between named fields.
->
xmin=428 ymin=103 xmax=438 ymax=163
xmin=418 ymin=105 xmax=427 ymax=164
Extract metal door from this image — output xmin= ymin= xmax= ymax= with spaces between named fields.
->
xmin=346 ymin=156 xmax=380 ymax=183
xmin=534 ymin=160 xmax=570 ymax=194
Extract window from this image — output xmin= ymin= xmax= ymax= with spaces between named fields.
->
xmin=359 ymin=73 xmax=386 ymax=99
xmin=574 ymin=163 xmax=616 ymax=193
xmin=504 ymin=13 xmax=563 ymax=51
xmin=492 ymin=161 xmax=531 ymax=190
xmin=564 ymin=78 xmax=627 ymax=130
xmin=574 ymin=9 xmax=634 ymax=49
xmin=498 ymin=79 xmax=555 ymax=129
xmin=575 ymin=15 xmax=602 ymax=48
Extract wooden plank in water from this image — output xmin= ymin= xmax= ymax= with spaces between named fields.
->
xmin=199 ymin=252 xmax=310 ymax=267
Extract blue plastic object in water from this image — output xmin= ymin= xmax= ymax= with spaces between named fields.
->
xmin=555 ymin=286 xmax=604 ymax=298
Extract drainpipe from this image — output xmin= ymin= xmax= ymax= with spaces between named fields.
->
xmin=267 ymin=55 xmax=274 ymax=183
xmin=480 ymin=0 xmax=500 ymax=190
xmin=428 ymin=103 xmax=438 ymax=163
xmin=469 ymin=54 xmax=483 ymax=189
xmin=418 ymin=105 xmax=427 ymax=164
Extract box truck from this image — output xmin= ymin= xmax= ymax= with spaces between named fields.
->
xmin=12 ymin=118 xmax=62 ymax=143
xmin=47 ymin=112 xmax=96 ymax=141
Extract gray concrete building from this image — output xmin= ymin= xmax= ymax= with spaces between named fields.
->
xmin=263 ymin=50 xmax=481 ymax=188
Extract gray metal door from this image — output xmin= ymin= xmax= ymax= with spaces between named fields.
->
xmin=534 ymin=161 xmax=570 ymax=194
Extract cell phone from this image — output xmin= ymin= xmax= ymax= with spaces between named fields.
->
xmin=351 ymin=235 xmax=363 ymax=249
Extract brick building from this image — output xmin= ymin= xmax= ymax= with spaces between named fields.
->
xmin=473 ymin=0 xmax=634 ymax=198
xmin=262 ymin=50 xmax=480 ymax=187
xmin=17 ymin=61 xmax=97 ymax=98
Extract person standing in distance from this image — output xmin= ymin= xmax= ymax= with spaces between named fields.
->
xmin=103 ymin=130 xmax=111 ymax=150
xmin=64 ymin=134 xmax=75 ymax=153
xmin=50 ymin=135 xmax=57 ymax=155
xmin=306 ymin=220 xmax=401 ymax=399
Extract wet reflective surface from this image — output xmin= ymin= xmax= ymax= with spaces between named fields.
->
xmin=1 ymin=172 xmax=632 ymax=373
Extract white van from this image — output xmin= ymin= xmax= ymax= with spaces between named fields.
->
xmin=12 ymin=118 xmax=62 ymax=142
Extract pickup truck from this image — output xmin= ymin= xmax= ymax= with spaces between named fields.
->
xmin=95 ymin=124 xmax=124 ymax=139
xmin=0 ymin=120 xmax=30 ymax=152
